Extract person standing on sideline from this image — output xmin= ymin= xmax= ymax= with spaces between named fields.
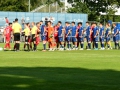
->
xmin=12 ymin=18 xmax=22 ymax=51
xmin=5 ymin=17 xmax=9 ymax=26
xmin=21 ymin=18 xmax=25 ymax=29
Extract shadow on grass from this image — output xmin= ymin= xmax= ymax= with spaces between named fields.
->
xmin=0 ymin=67 xmax=120 ymax=90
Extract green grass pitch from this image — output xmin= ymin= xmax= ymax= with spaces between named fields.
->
xmin=0 ymin=43 xmax=120 ymax=90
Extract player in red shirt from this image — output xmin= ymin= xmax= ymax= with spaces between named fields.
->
xmin=76 ymin=24 xmax=80 ymax=48
xmin=36 ymin=22 xmax=41 ymax=46
xmin=54 ymin=24 xmax=59 ymax=49
xmin=90 ymin=23 xmax=95 ymax=48
xmin=3 ymin=23 xmax=12 ymax=50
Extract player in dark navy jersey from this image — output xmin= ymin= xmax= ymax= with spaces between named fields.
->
xmin=93 ymin=23 xmax=99 ymax=50
xmin=86 ymin=22 xmax=91 ymax=50
xmin=99 ymin=23 xmax=105 ymax=50
xmin=113 ymin=23 xmax=119 ymax=49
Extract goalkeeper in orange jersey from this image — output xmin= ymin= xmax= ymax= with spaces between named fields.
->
xmin=47 ymin=21 xmax=54 ymax=51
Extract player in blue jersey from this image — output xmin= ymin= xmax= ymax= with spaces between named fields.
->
xmin=58 ymin=21 xmax=64 ymax=51
xmin=78 ymin=22 xmax=84 ymax=50
xmin=99 ymin=23 xmax=105 ymax=50
xmin=65 ymin=22 xmax=72 ymax=50
xmin=93 ymin=23 xmax=99 ymax=50
xmin=40 ymin=21 xmax=47 ymax=51
xmin=42 ymin=27 xmax=48 ymax=51
xmin=86 ymin=22 xmax=91 ymax=50
xmin=113 ymin=23 xmax=119 ymax=49
xmin=71 ymin=22 xmax=77 ymax=50
xmin=40 ymin=21 xmax=45 ymax=41
xmin=105 ymin=23 xmax=111 ymax=50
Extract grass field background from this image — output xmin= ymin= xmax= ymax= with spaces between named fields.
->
xmin=0 ymin=43 xmax=120 ymax=90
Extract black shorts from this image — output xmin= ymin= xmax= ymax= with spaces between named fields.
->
xmin=32 ymin=34 xmax=36 ymax=42
xmin=14 ymin=33 xmax=20 ymax=41
xmin=25 ymin=36 xmax=30 ymax=42
xmin=21 ymin=32 xmax=25 ymax=36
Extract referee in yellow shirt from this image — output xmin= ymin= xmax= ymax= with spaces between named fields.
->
xmin=12 ymin=18 xmax=22 ymax=51
xmin=22 ymin=23 xmax=31 ymax=51
xmin=31 ymin=22 xmax=38 ymax=51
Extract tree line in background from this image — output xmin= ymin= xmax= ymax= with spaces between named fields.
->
xmin=0 ymin=0 xmax=120 ymax=22
xmin=0 ymin=0 xmax=63 ymax=12
xmin=67 ymin=0 xmax=120 ymax=22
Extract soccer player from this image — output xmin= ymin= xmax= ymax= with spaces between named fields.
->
xmin=22 ymin=23 xmax=31 ymax=51
xmin=76 ymin=24 xmax=80 ymax=48
xmin=99 ymin=23 xmax=105 ymax=50
xmin=86 ymin=22 xmax=91 ymax=50
xmin=40 ymin=21 xmax=47 ymax=51
xmin=58 ymin=21 xmax=64 ymax=51
xmin=71 ymin=22 xmax=77 ymax=50
xmin=28 ymin=23 xmax=32 ymax=50
xmin=78 ymin=22 xmax=84 ymax=50
xmin=3 ymin=23 xmax=12 ymax=50
xmin=54 ymin=24 xmax=59 ymax=49
xmin=5 ymin=17 xmax=9 ymax=26
xmin=93 ymin=23 xmax=99 ymax=50
xmin=42 ymin=27 xmax=47 ymax=51
xmin=90 ymin=23 xmax=95 ymax=49
xmin=65 ymin=22 xmax=72 ymax=50
xmin=113 ymin=23 xmax=119 ymax=49
xmin=31 ymin=22 xmax=38 ymax=51
xmin=36 ymin=22 xmax=41 ymax=46
xmin=105 ymin=23 xmax=111 ymax=50
xmin=12 ymin=18 xmax=22 ymax=51
xmin=40 ymin=21 xmax=45 ymax=41
xmin=47 ymin=21 xmax=54 ymax=51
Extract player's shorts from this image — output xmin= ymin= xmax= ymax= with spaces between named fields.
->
xmin=99 ymin=36 xmax=104 ymax=42
xmin=72 ymin=37 xmax=77 ymax=42
xmin=54 ymin=36 xmax=58 ymax=42
xmin=25 ymin=36 xmax=30 ymax=42
xmin=36 ymin=36 xmax=40 ymax=45
xmin=14 ymin=33 xmax=20 ymax=41
xmin=59 ymin=37 xmax=64 ymax=42
xmin=41 ymin=35 xmax=46 ymax=41
xmin=48 ymin=37 xmax=53 ymax=42
xmin=32 ymin=34 xmax=36 ymax=42
xmin=21 ymin=32 xmax=25 ymax=36
xmin=42 ymin=36 xmax=47 ymax=41
xmin=41 ymin=36 xmax=43 ymax=41
xmin=5 ymin=36 xmax=11 ymax=42
xmin=90 ymin=35 xmax=94 ymax=42
xmin=86 ymin=36 xmax=90 ymax=42
xmin=79 ymin=37 xmax=84 ymax=42
xmin=113 ymin=35 xmax=119 ymax=42
xmin=66 ymin=36 xmax=71 ymax=42
xmin=105 ymin=37 xmax=110 ymax=42
xmin=119 ymin=34 xmax=120 ymax=40
xmin=94 ymin=36 xmax=99 ymax=42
